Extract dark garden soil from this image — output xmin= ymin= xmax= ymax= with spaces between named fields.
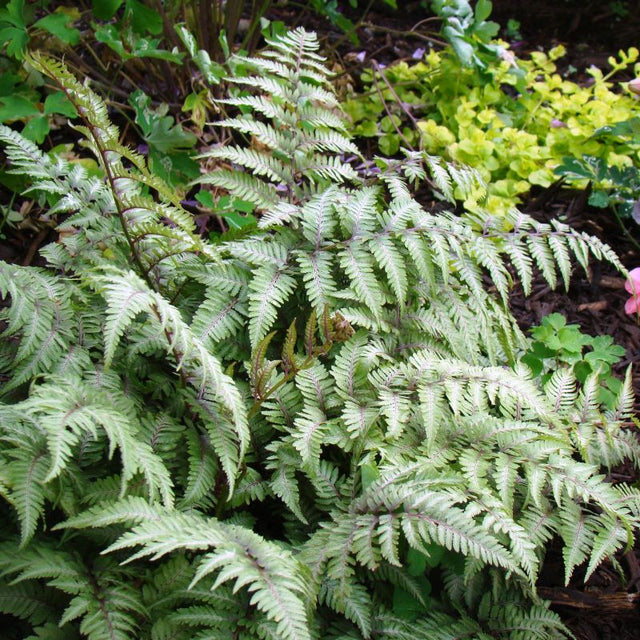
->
xmin=3 ymin=1 xmax=640 ymax=637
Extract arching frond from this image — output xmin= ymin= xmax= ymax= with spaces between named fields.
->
xmin=106 ymin=511 xmax=313 ymax=640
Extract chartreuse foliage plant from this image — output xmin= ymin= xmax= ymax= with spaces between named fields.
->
xmin=345 ymin=40 xmax=640 ymax=215
xmin=0 ymin=27 xmax=639 ymax=640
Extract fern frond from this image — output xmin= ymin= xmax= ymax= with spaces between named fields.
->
xmin=199 ymin=170 xmax=279 ymax=210
xmin=319 ymin=578 xmax=373 ymax=637
xmin=15 ymin=377 xmax=173 ymax=507
xmin=57 ymin=496 xmax=163 ymax=531
xmin=544 ymin=369 xmax=578 ymax=416
xmin=266 ymin=441 xmax=307 ymax=523
xmin=0 ymin=544 xmax=146 ymax=640
xmin=0 ymin=26 xmax=637 ymax=640
xmin=181 ymin=429 xmax=219 ymax=508
xmin=203 ymin=28 xmax=356 ymax=215
xmin=291 ymin=406 xmax=329 ymax=469
xmin=339 ymin=245 xmax=385 ymax=318
xmin=584 ymin=513 xmax=630 ymax=581
xmin=0 ymin=124 xmax=67 ymax=181
xmin=369 ymin=236 xmax=408 ymax=306
xmin=205 ymin=146 xmax=291 ymax=184
xmin=191 ymin=290 xmax=247 ymax=346
xmin=300 ymin=188 xmax=338 ymax=248
xmin=0 ymin=579 xmax=61 ymax=627
xmin=0 ymin=264 xmax=78 ymax=395
xmin=424 ymin=154 xmax=454 ymax=203
xmin=297 ymin=251 xmax=337 ymax=312
xmin=609 ymin=365 xmax=635 ymax=421
xmin=98 ymin=270 xmax=248 ymax=492
xmin=4 ymin=447 xmax=49 ymax=546
xmin=106 ymin=511 xmax=313 ymax=640
xmin=248 ymin=265 xmax=296 ymax=348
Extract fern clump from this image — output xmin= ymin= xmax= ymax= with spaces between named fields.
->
xmin=0 ymin=28 xmax=638 ymax=640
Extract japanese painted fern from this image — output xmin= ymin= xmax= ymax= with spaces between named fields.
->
xmin=0 ymin=28 xmax=638 ymax=640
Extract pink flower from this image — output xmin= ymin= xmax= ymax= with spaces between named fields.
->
xmin=624 ymin=267 xmax=640 ymax=314
xmin=629 ymin=78 xmax=640 ymax=96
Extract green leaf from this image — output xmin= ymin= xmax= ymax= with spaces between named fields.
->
xmin=444 ymin=30 xmax=474 ymax=66
xmin=0 ymin=72 xmax=20 ymax=97
xmin=91 ymin=0 xmax=123 ymax=20
xmin=130 ymin=89 xmax=196 ymax=152
xmin=0 ymin=26 xmax=27 ymax=59
xmin=175 ymin=25 xmax=225 ymax=84
xmin=528 ymin=341 xmax=556 ymax=359
xmin=148 ymin=148 xmax=199 ymax=187
xmin=556 ymin=327 xmax=591 ymax=354
xmin=588 ymin=190 xmax=610 ymax=208
xmin=473 ymin=20 xmax=499 ymax=40
xmin=94 ymin=24 xmax=183 ymax=63
xmin=233 ymin=198 xmax=255 ymax=214
xmin=594 ymin=116 xmax=640 ymax=140
xmin=125 ymin=0 xmax=162 ymax=35
xmin=0 ymin=0 xmax=26 ymax=29
xmin=21 ymin=115 xmax=49 ymax=143
xmin=356 ymin=120 xmax=378 ymax=137
xmin=223 ymin=210 xmax=257 ymax=230
xmin=0 ymin=95 xmax=39 ymax=121
xmin=360 ymin=462 xmax=379 ymax=491
xmin=587 ymin=336 xmax=625 ymax=364
xmin=33 ymin=14 xmax=80 ymax=45
xmin=195 ymin=189 xmax=215 ymax=209
xmin=406 ymin=548 xmax=428 ymax=576
xmin=421 ymin=543 xmax=446 ymax=568
xmin=379 ymin=134 xmax=399 ymax=155
xmin=43 ymin=92 xmax=77 ymax=118
xmin=521 ymin=353 xmax=543 ymax=378
xmin=474 ymin=0 xmax=493 ymax=22
xmin=392 ymin=577 xmax=431 ymax=620
xmin=573 ymin=361 xmax=592 ymax=383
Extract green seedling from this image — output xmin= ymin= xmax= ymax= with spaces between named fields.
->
xmin=522 ymin=313 xmax=625 ymax=407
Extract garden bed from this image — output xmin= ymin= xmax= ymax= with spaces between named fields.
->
xmin=1 ymin=2 xmax=640 ymax=639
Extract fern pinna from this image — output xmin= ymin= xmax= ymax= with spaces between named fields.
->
xmin=0 ymin=27 xmax=638 ymax=640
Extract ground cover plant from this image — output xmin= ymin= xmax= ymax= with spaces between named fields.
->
xmin=345 ymin=34 xmax=640 ymax=216
xmin=1 ymin=24 xmax=640 ymax=639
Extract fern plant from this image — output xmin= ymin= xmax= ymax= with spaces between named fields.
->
xmin=0 ymin=27 xmax=639 ymax=640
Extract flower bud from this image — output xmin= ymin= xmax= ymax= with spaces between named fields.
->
xmin=628 ymin=78 xmax=640 ymax=95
